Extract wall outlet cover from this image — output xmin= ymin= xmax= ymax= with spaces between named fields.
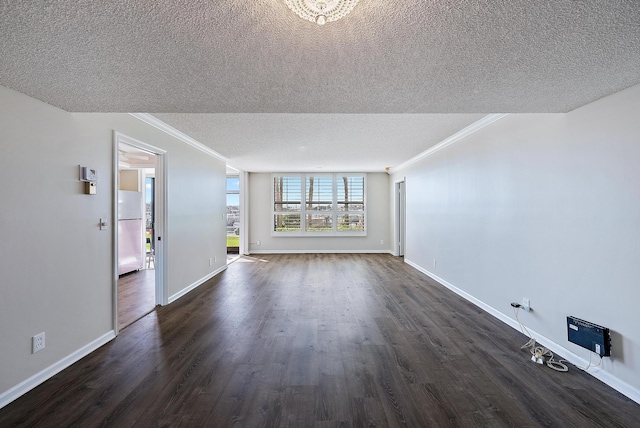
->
xmin=33 ymin=332 xmax=45 ymax=354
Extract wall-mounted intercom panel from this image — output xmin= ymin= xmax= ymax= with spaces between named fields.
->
xmin=79 ymin=165 xmax=98 ymax=194
xmin=567 ymin=316 xmax=611 ymax=357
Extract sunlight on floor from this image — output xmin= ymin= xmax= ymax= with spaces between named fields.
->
xmin=230 ymin=255 xmax=269 ymax=263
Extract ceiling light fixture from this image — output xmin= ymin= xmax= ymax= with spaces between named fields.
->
xmin=284 ymin=0 xmax=360 ymax=25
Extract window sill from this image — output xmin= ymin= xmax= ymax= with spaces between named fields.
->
xmin=271 ymin=232 xmax=367 ymax=237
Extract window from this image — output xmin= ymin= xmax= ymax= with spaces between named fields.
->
xmin=274 ymin=176 xmax=302 ymax=232
xmin=227 ymin=177 xmax=240 ymax=251
xmin=273 ymin=173 xmax=366 ymax=236
xmin=336 ymin=174 xmax=365 ymax=232
xmin=305 ymin=175 xmax=333 ymax=232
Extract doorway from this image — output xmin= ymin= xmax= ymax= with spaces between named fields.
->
xmin=395 ymin=179 xmax=406 ymax=257
xmin=113 ymin=132 xmax=166 ymax=333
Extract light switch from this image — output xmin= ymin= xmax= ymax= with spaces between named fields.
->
xmin=100 ymin=218 xmax=108 ymax=230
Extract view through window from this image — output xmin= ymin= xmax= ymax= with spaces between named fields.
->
xmin=273 ymin=173 xmax=365 ymax=236
xmin=226 ymin=177 xmax=240 ymax=253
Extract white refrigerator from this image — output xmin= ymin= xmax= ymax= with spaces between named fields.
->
xmin=118 ymin=190 xmax=145 ymax=275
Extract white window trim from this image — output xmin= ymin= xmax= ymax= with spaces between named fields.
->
xmin=272 ymin=173 xmax=367 ymax=237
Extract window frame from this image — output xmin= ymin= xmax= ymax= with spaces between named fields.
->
xmin=272 ymin=173 xmax=367 ymax=237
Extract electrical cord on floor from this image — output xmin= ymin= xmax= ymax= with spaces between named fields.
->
xmin=512 ymin=305 xmax=568 ymax=372
xmin=512 ymin=305 xmax=605 ymax=372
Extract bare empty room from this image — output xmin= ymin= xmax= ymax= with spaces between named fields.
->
xmin=1 ymin=1 xmax=640 ymax=426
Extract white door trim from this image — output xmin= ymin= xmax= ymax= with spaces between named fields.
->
xmin=394 ymin=178 xmax=406 ymax=257
xmin=240 ymin=171 xmax=249 ymax=255
xmin=113 ymin=131 xmax=168 ymax=335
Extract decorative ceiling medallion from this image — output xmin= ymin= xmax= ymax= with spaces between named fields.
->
xmin=284 ymin=0 xmax=360 ymax=25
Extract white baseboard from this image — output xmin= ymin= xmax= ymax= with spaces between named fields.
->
xmin=0 ymin=330 xmax=116 ymax=409
xmin=248 ymin=249 xmax=394 ymax=255
xmin=405 ymin=258 xmax=640 ymax=405
xmin=168 ymin=265 xmax=227 ymax=304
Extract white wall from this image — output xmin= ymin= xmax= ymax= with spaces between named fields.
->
xmin=0 ymin=86 xmax=227 ymax=404
xmin=248 ymin=172 xmax=391 ymax=253
xmin=391 ymin=83 xmax=640 ymax=400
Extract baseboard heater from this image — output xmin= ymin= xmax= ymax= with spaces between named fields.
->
xmin=567 ymin=316 xmax=611 ymax=357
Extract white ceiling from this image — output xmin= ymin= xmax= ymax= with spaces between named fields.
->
xmin=1 ymin=1 xmax=639 ymax=171
xmin=119 ymin=143 xmax=156 ymax=169
xmin=153 ymin=113 xmax=487 ymax=172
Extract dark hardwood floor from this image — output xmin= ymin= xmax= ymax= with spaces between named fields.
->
xmin=2 ymin=254 xmax=638 ymax=427
xmin=118 ymin=268 xmax=156 ymax=330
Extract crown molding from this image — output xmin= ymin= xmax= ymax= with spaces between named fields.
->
xmin=129 ymin=113 xmax=230 ymax=165
xmin=388 ymin=113 xmax=508 ymax=174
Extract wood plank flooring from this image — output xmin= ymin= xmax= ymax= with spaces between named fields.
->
xmin=1 ymin=254 xmax=639 ymax=427
xmin=118 ymin=268 xmax=156 ymax=330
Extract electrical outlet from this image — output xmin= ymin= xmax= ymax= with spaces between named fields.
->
xmin=209 ymin=258 xmax=213 ymax=266
xmin=257 ymin=240 xmax=261 ymax=246
xmin=433 ymin=259 xmax=437 ymax=268
xmin=380 ymin=239 xmax=384 ymax=245
xmin=214 ymin=256 xmax=217 ymax=263
xmin=33 ymin=332 xmax=45 ymax=354
xmin=522 ymin=298 xmax=531 ymax=312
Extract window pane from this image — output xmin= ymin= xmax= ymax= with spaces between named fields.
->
xmin=337 ymin=213 xmax=364 ymax=232
xmin=227 ymin=193 xmax=239 ymax=206
xmin=274 ymin=176 xmax=302 ymax=211
xmin=226 ymin=177 xmax=239 ymax=192
xmin=305 ymin=213 xmax=333 ymax=232
xmin=274 ymin=214 xmax=301 ymax=232
xmin=227 ymin=194 xmax=240 ymax=228
xmin=337 ymin=176 xmax=364 ymax=212
xmin=306 ymin=176 xmax=333 ymax=211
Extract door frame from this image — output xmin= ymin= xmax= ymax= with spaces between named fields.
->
xmin=113 ymin=131 xmax=168 ymax=335
xmin=239 ymin=171 xmax=248 ymax=255
xmin=394 ymin=178 xmax=406 ymax=257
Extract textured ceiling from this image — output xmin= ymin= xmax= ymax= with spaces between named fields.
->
xmin=1 ymin=0 xmax=639 ymax=171
xmin=153 ymin=113 xmax=486 ymax=172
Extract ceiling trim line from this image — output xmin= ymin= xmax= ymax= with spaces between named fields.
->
xmin=129 ymin=113 xmax=229 ymax=164
xmin=388 ymin=113 xmax=508 ymax=174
